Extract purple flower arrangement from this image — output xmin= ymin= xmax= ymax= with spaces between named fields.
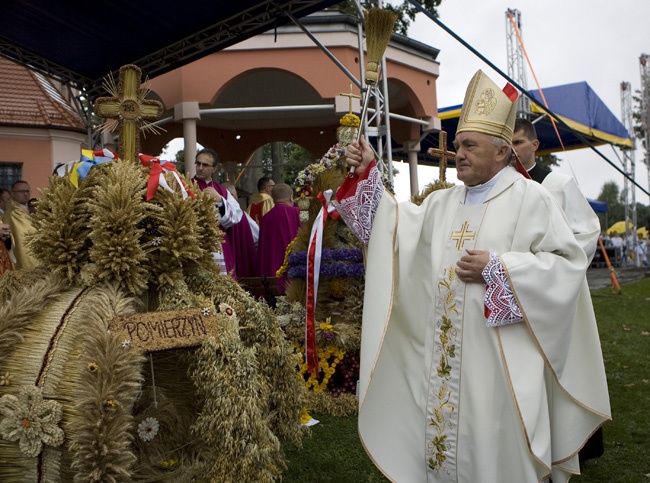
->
xmin=287 ymin=248 xmax=365 ymax=279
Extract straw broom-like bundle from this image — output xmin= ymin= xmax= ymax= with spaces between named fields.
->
xmin=363 ymin=8 xmax=398 ymax=86
xmin=350 ymin=8 xmax=398 ymax=173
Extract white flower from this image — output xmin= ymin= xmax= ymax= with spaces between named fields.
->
xmin=201 ymin=308 xmax=210 ymax=316
xmin=121 ymin=339 xmax=131 ymax=349
xmin=0 ymin=372 xmax=12 ymax=386
xmin=0 ymin=386 xmax=65 ymax=457
xmin=137 ymin=417 xmax=160 ymax=442
xmin=152 ymin=237 xmax=162 ymax=246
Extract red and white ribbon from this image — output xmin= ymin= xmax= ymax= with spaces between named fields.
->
xmin=305 ymin=189 xmax=339 ymax=374
xmin=139 ymin=154 xmax=195 ymax=201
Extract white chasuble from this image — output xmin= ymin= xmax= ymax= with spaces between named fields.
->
xmin=357 ymin=167 xmax=610 ymax=483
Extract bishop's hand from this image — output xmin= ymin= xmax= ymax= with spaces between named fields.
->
xmin=345 ymin=135 xmax=374 ymax=177
xmin=456 ymin=249 xmax=490 ymax=283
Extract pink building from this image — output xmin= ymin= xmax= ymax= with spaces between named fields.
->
xmin=1 ymin=12 xmax=441 ymax=196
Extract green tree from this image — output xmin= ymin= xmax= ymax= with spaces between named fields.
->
xmin=256 ymin=142 xmax=315 ymax=186
xmin=597 ymin=181 xmax=624 ymax=230
xmin=537 ymin=153 xmax=560 ymax=171
xmin=330 ymin=0 xmax=443 ymax=36
xmin=172 ymin=148 xmax=185 ymax=174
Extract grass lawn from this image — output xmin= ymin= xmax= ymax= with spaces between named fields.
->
xmin=283 ymin=277 xmax=650 ymax=482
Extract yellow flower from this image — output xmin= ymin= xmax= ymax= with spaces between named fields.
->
xmin=87 ymin=362 xmax=99 ymax=373
xmin=340 ymin=113 xmax=361 ymax=128
xmin=300 ymin=407 xmax=313 ymax=424
xmin=103 ymin=399 xmax=119 ymax=410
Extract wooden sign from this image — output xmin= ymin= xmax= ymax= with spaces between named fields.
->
xmin=109 ymin=308 xmax=219 ymax=352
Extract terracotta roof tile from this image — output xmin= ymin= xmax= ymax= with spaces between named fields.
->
xmin=0 ymin=56 xmax=85 ymax=131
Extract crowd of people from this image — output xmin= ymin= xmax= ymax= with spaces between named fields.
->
xmin=601 ymin=230 xmax=650 ymax=268
xmin=190 ymin=147 xmax=301 ymax=294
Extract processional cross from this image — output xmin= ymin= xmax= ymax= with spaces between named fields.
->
xmin=427 ymin=130 xmax=455 ymax=183
xmin=340 ymin=82 xmax=361 ymax=114
xmin=95 ymin=64 xmax=163 ymax=163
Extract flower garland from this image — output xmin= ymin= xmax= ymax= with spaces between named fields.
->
xmin=286 ymin=248 xmax=365 ymax=280
xmin=294 ymin=145 xmax=345 ymax=196
xmin=275 ymin=239 xmax=298 ymax=278
xmin=288 ymin=263 xmax=364 ymax=280
xmin=290 ymin=248 xmax=363 ymax=264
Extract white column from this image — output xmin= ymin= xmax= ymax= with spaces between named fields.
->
xmin=174 ymin=102 xmax=201 ymax=178
xmin=403 ymin=140 xmax=421 ymax=197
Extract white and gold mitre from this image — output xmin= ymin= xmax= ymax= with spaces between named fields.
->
xmin=456 ymin=69 xmax=518 ymax=144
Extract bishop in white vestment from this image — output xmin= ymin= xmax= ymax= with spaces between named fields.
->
xmin=335 ymin=70 xmax=610 ymax=483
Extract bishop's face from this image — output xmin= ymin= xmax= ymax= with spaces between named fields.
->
xmin=453 ymin=131 xmax=509 ymax=187
xmin=194 ymin=153 xmax=217 ymax=182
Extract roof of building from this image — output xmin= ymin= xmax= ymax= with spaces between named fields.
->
xmin=0 ymin=56 xmax=85 ymax=131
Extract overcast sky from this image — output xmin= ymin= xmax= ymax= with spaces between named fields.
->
xmin=391 ymin=0 xmax=650 ymax=203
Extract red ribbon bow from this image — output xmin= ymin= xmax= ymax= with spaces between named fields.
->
xmin=139 ymin=154 xmax=196 ymax=201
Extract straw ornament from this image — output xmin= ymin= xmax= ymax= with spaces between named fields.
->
xmin=363 ymin=8 xmax=398 ymax=86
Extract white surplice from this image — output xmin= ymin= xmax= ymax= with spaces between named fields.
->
xmin=337 ymin=165 xmax=610 ymax=483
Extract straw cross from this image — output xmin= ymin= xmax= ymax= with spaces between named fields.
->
xmin=427 ymin=131 xmax=455 ymax=183
xmin=95 ymin=64 xmax=163 ymax=163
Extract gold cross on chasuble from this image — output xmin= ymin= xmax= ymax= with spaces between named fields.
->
xmin=450 ymin=221 xmax=476 ymax=251
xmin=427 ymin=131 xmax=455 ymax=183
xmin=95 ymin=64 xmax=163 ymax=163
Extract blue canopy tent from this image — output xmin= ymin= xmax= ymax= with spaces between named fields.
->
xmin=398 ymin=81 xmax=633 ymax=166
xmin=587 ymin=198 xmax=607 ymax=213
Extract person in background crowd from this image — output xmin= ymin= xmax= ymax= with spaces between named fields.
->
xmin=257 ymin=183 xmax=300 ymax=294
xmin=247 ymin=176 xmax=275 ymax=224
xmin=222 ymin=181 xmax=259 ymax=278
xmin=191 ymin=148 xmax=242 ymax=278
xmin=3 ymin=180 xmax=39 ymax=270
xmin=0 ymin=188 xmax=11 ymax=215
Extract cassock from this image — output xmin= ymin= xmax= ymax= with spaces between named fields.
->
xmin=335 ymin=162 xmax=610 ymax=483
xmin=226 ymin=212 xmax=259 ymax=278
xmin=527 ymin=162 xmax=551 ymax=183
xmin=192 ymin=177 xmax=242 ymax=277
xmin=247 ymin=193 xmax=274 ymax=224
xmin=257 ymin=203 xmax=300 ymax=294
xmin=3 ymin=200 xmax=38 ymax=271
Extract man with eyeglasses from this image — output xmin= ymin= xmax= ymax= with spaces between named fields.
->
xmin=2 ymin=180 xmax=38 ymax=270
xmin=191 ymin=148 xmax=243 ymax=278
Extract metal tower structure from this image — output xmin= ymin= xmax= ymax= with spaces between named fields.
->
xmin=505 ymin=8 xmax=530 ymax=117
xmin=620 ymin=81 xmax=637 ymax=255
xmin=639 ymin=53 xmax=650 ymax=204
xmin=357 ymin=0 xmax=394 ymax=182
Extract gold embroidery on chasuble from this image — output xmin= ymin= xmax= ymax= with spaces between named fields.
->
xmin=425 ymin=205 xmax=486 ymax=481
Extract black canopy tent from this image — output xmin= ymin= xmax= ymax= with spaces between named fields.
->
xmin=0 ymin=0 xmax=343 ymax=95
